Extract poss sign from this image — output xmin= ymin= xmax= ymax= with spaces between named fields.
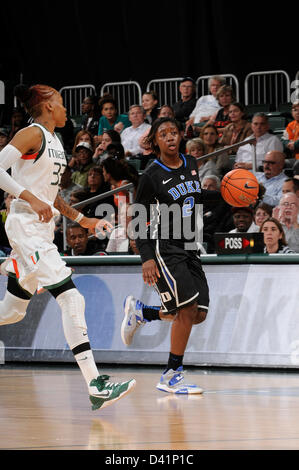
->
xmin=214 ymin=232 xmax=264 ymax=254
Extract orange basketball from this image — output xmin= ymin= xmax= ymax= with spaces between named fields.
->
xmin=220 ymin=169 xmax=259 ymax=207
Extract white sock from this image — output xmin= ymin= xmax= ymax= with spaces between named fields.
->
xmin=74 ymin=349 xmax=99 ymax=389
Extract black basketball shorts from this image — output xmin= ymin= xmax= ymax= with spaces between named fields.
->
xmin=153 ymin=240 xmax=210 ymax=315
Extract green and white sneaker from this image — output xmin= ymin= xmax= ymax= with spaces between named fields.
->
xmin=89 ymin=375 xmax=136 ymax=410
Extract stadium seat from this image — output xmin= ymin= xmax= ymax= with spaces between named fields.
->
xmin=70 ymin=115 xmax=83 ymax=132
xmin=128 ymin=159 xmax=142 ymax=171
xmin=277 ymin=102 xmax=292 ymax=116
xmin=267 ymin=116 xmax=288 ymax=135
xmin=246 ymin=103 xmax=273 ymax=119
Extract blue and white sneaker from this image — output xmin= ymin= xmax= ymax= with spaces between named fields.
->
xmin=121 ymin=295 xmax=146 ymax=346
xmin=156 ymin=366 xmax=203 ymax=394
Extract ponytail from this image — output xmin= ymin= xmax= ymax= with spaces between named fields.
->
xmin=14 ymin=83 xmax=57 ymax=118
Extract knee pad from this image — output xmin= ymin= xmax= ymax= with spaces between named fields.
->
xmin=0 ymin=291 xmax=29 ymax=326
xmin=56 ymin=288 xmax=87 ymax=350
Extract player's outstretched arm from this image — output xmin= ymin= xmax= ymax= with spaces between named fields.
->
xmin=54 ymin=193 xmax=112 ymax=235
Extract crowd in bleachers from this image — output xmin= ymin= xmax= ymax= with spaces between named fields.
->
xmin=0 ymin=74 xmax=299 ymax=256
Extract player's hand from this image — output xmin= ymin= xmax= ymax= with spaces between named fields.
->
xmin=142 ymin=259 xmax=160 ymax=286
xmin=30 ymin=199 xmax=53 ymax=223
xmin=81 ymin=217 xmax=113 ymax=235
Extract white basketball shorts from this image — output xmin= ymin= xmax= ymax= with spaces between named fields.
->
xmin=4 ymin=200 xmax=72 ymax=295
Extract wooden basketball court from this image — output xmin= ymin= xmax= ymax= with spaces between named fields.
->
xmin=1 ymin=363 xmax=299 ymax=450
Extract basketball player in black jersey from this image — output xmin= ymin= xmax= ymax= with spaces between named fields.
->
xmin=121 ymin=117 xmax=221 ymax=394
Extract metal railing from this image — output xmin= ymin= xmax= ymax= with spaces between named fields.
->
xmin=146 ymin=77 xmax=183 ymax=107
xmin=244 ymin=70 xmax=291 ymax=109
xmin=292 ymin=74 xmax=299 ymax=103
xmin=196 ymin=74 xmax=240 ymax=100
xmin=196 ymin=136 xmax=257 ymax=170
xmin=100 ymin=81 xmax=142 ymax=114
xmin=0 ymin=81 xmax=4 ymax=105
xmin=59 ymin=84 xmax=96 ymax=117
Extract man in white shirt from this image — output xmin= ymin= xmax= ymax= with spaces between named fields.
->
xmin=256 ymin=150 xmax=287 ymax=207
xmin=185 ymin=75 xmax=225 ymax=127
xmin=235 ymin=113 xmax=283 ymax=170
xmin=121 ymin=105 xmax=151 ymax=157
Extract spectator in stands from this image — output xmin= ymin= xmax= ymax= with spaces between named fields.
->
xmin=201 ymin=174 xmax=221 ymax=191
xmin=273 ymin=192 xmax=299 ymax=252
xmin=282 ymin=178 xmax=296 ymax=195
xmin=0 ymin=192 xmax=14 ymax=224
xmin=200 ymin=123 xmax=229 ymax=175
xmin=82 ymin=166 xmax=114 ymax=219
xmin=8 ymin=107 xmax=27 ymax=140
xmin=158 ymin=105 xmax=175 ymax=119
xmin=136 ymin=128 xmax=156 ymax=170
xmin=186 ymin=75 xmax=225 ymax=129
xmin=172 ymin=77 xmax=197 ymax=124
xmin=69 ymin=129 xmax=95 ymax=169
xmin=121 ymin=105 xmax=151 ymax=157
xmin=220 ymin=102 xmax=252 ymax=154
xmin=260 ymin=217 xmax=295 ymax=254
xmin=93 ymin=129 xmax=121 ymax=165
xmin=106 ymin=142 xmax=125 ymax=160
xmin=65 ymin=223 xmax=105 ymax=256
xmin=185 ymin=137 xmax=219 ymax=182
xmin=71 ymin=142 xmax=95 ymax=188
xmin=142 ymin=91 xmax=159 ymax=125
xmin=281 ymin=100 xmax=299 ymax=159
xmin=229 ymin=206 xmax=259 ymax=233
xmin=256 ymin=150 xmax=287 ymax=207
xmin=80 ymin=95 xmax=100 ymax=136
xmin=101 ymin=155 xmax=139 ymax=211
xmin=97 ymin=95 xmax=130 ymax=136
xmin=282 ymin=166 xmax=299 ymax=223
xmin=54 ymin=187 xmax=88 ymax=252
xmin=282 ymin=177 xmax=299 ymax=199
xmin=56 ymin=117 xmax=74 ymax=156
xmin=106 ymin=203 xmax=131 ymax=254
xmin=208 ymin=85 xmax=235 ymax=133
xmin=253 ymin=202 xmax=272 ymax=228
xmin=201 ymin=175 xmax=234 ymax=252
xmin=59 ymin=165 xmax=81 ymax=204
xmin=69 ymin=189 xmax=89 ymax=206
xmin=234 ymin=113 xmax=283 ymax=170
xmin=0 ymin=128 xmax=9 ymax=151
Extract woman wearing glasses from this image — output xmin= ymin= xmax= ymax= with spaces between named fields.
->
xmin=272 ymin=192 xmax=299 ymax=252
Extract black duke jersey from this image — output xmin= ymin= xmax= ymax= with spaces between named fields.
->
xmin=134 ymin=154 xmax=219 ymax=262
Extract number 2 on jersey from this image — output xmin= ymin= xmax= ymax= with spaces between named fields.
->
xmin=182 ymin=196 xmax=194 ymax=217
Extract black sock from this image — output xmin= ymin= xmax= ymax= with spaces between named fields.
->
xmin=167 ymin=352 xmax=183 ymax=371
xmin=142 ymin=305 xmax=161 ymax=322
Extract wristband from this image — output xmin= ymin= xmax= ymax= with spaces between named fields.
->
xmin=74 ymin=212 xmax=84 ymax=223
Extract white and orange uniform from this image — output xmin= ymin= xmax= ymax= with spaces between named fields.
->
xmin=2 ymin=124 xmax=72 ymax=294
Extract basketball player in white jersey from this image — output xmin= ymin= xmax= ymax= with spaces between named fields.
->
xmin=0 ymin=84 xmax=135 ymax=410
